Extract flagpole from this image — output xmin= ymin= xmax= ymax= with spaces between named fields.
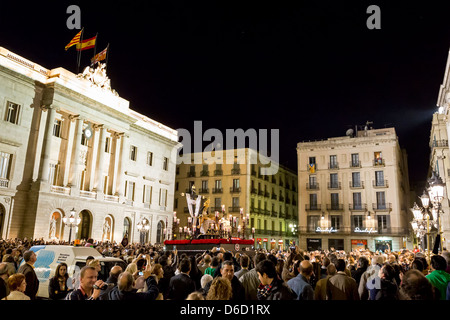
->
xmin=91 ymin=33 xmax=98 ymax=66
xmin=105 ymin=43 xmax=110 ymax=72
xmin=76 ymin=28 xmax=84 ymax=74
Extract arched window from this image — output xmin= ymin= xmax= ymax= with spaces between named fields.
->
xmin=123 ymin=217 xmax=131 ymax=238
xmin=156 ymin=220 xmax=165 ymax=244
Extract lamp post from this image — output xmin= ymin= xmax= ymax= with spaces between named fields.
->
xmin=62 ymin=208 xmax=81 ymax=244
xmin=427 ymin=171 xmax=446 ymax=253
xmin=137 ymin=219 xmax=150 ymax=244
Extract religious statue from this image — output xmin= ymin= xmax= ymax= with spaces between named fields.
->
xmin=102 ymin=218 xmax=111 ymax=241
xmin=49 ymin=215 xmax=57 ymax=239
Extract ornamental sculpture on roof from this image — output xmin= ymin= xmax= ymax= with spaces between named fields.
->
xmin=77 ymin=62 xmax=118 ymax=96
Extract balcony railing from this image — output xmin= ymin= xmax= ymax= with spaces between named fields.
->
xmin=80 ymin=190 xmax=96 ymax=199
xmin=349 ymin=181 xmax=364 ymax=189
xmin=50 ymin=185 xmax=70 ymax=195
xmin=214 ymin=170 xmax=223 ymax=176
xmin=198 ymin=188 xmax=209 ymax=194
xmin=212 ymin=188 xmax=223 ymax=194
xmin=349 ymin=203 xmax=367 ymax=211
xmin=328 ymin=163 xmax=339 ymax=170
xmin=306 ymin=183 xmax=319 ymax=190
xmin=231 ymin=168 xmax=241 ymax=175
xmin=104 ymin=195 xmax=119 ymax=203
xmin=264 ymin=191 xmax=270 ymax=198
xmin=271 ymin=193 xmax=277 ymax=200
xmin=305 ymin=204 xmax=321 ymax=211
xmin=187 ymin=171 xmax=196 ymax=177
xmin=251 ymin=188 xmax=258 ymax=195
xmin=372 ymin=202 xmax=392 ymax=211
xmin=350 ymin=160 xmax=361 ymax=168
xmin=228 ymin=207 xmax=241 ymax=213
xmin=230 ymin=187 xmax=241 ymax=193
xmin=373 ymin=158 xmax=385 ymax=166
xmin=327 ymin=182 xmax=341 ymax=190
xmin=326 ymin=204 xmax=344 ymax=211
xmin=373 ymin=180 xmax=389 ymax=188
xmin=431 ymin=139 xmax=448 ymax=148
xmin=200 ymin=170 xmax=209 ymax=177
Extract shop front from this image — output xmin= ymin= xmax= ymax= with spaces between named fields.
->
xmin=375 ymin=239 xmax=392 ymax=252
xmin=307 ymin=238 xmax=322 ymax=251
xmin=351 ymin=239 xmax=368 ymax=251
xmin=328 ymin=238 xmax=344 ymax=250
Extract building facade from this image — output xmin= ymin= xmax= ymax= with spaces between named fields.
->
xmin=174 ymin=148 xmax=298 ymax=250
xmin=297 ymin=127 xmax=411 ymax=252
xmin=0 ymin=47 xmax=179 ymax=244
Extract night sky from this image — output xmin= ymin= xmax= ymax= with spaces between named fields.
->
xmin=1 ymin=1 xmax=450 ymax=193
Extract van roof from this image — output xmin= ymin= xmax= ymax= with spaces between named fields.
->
xmin=30 ymin=245 xmax=124 ymax=263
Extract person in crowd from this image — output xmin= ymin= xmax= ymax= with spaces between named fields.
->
xmin=377 ymin=264 xmax=399 ymax=300
xmin=256 ymin=259 xmax=296 ymax=300
xmin=441 ymin=251 xmax=450 ymax=274
xmin=3 ymin=255 xmax=16 ymax=276
xmin=204 ymin=256 xmax=219 ymax=277
xmin=399 ymin=269 xmax=435 ymax=300
xmin=282 ymin=253 xmax=303 ymax=282
xmin=314 ymin=263 xmax=337 ymax=300
xmin=65 ymin=266 xmax=105 ymax=300
xmin=426 ymin=254 xmax=450 ymax=300
xmin=240 ymin=252 xmax=267 ymax=300
xmin=188 ymin=255 xmax=202 ymax=290
xmin=235 ymin=254 xmax=250 ymax=279
xmin=206 ymin=277 xmax=232 ymax=300
xmin=287 ymin=260 xmax=314 ymax=300
xmin=359 ymin=255 xmax=383 ymax=300
xmin=320 ymin=256 xmax=331 ymax=279
xmin=411 ymin=259 xmax=424 ymax=272
xmin=17 ymin=250 xmax=39 ymax=300
xmin=0 ymin=262 xmax=10 ymax=300
xmin=203 ymin=260 xmax=245 ymax=301
xmin=99 ymin=265 xmax=123 ymax=300
xmin=108 ymin=270 xmax=159 ymax=300
xmin=2 ymin=273 xmax=29 ymax=300
xmin=186 ymin=291 xmax=206 ymax=300
xmin=327 ymin=259 xmax=359 ymax=300
xmin=167 ymin=258 xmax=196 ymax=300
xmin=352 ymin=256 xmax=369 ymax=287
xmin=200 ymin=274 xmax=213 ymax=292
xmin=198 ymin=254 xmax=211 ymax=275
xmin=49 ymin=262 xmax=71 ymax=300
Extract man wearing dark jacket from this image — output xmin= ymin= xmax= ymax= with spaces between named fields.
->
xmin=17 ymin=250 xmax=39 ymax=300
xmin=256 ymin=260 xmax=296 ymax=300
xmin=167 ymin=258 xmax=196 ymax=300
xmin=108 ymin=271 xmax=159 ymax=300
xmin=203 ymin=260 xmax=245 ymax=301
xmin=99 ymin=265 xmax=123 ymax=300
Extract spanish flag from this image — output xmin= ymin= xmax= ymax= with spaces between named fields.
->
xmin=91 ymin=45 xmax=108 ymax=65
xmin=76 ymin=36 xmax=97 ymax=51
xmin=65 ymin=29 xmax=83 ymax=51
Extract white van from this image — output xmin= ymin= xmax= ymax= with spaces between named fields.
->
xmin=22 ymin=245 xmax=127 ymax=299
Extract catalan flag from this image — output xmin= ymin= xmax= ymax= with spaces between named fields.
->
xmin=65 ymin=29 xmax=83 ymax=51
xmin=91 ymin=45 xmax=108 ymax=65
xmin=76 ymin=36 xmax=97 ymax=51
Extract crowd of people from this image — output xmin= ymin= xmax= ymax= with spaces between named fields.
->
xmin=1 ymin=237 xmax=450 ymax=301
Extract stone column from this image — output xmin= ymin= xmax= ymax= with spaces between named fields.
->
xmin=95 ymin=125 xmax=107 ymax=193
xmin=68 ymin=117 xmax=84 ymax=191
xmin=39 ymin=106 xmax=57 ymax=185
xmin=114 ymin=133 xmax=128 ymax=201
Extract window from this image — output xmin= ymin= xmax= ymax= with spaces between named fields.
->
xmin=159 ymin=188 xmax=168 ymax=207
xmin=130 ymin=146 xmax=137 ymax=161
xmin=310 ymin=194 xmax=318 ymax=209
xmin=353 ymin=192 xmax=362 ymax=209
xmin=375 ymin=171 xmax=384 ymax=186
xmin=309 ymin=175 xmax=317 ymax=188
xmin=0 ymin=152 xmax=12 ymax=180
xmin=308 ymin=157 xmax=316 ymax=173
xmin=103 ymin=176 xmax=109 ymax=195
xmin=147 ymin=152 xmax=153 ymax=166
xmin=331 ymin=216 xmax=341 ymax=230
xmin=331 ymin=193 xmax=339 ymax=209
xmin=201 ymin=180 xmax=208 ymax=190
xmin=232 ymin=179 xmax=240 ymax=190
xmin=330 ymin=155 xmax=338 ymax=168
xmin=353 ymin=215 xmax=363 ymax=229
xmin=330 ymin=173 xmax=339 ymax=188
xmin=215 ymin=180 xmax=222 ymax=190
xmin=104 ymin=137 xmax=110 ymax=153
xmin=5 ymin=101 xmax=20 ymax=124
xmin=378 ymin=215 xmax=389 ymax=230
xmin=163 ymin=157 xmax=169 ymax=171
xmin=376 ymin=192 xmax=386 ymax=209
xmin=232 ymin=197 xmax=239 ymax=208
xmin=125 ymin=181 xmax=135 ymax=200
xmin=374 ymin=151 xmax=383 ymax=164
xmin=53 ymin=119 xmax=62 ymax=137
xmin=351 ymin=153 xmax=359 ymax=166
xmin=308 ymin=216 xmax=320 ymax=231
xmin=214 ymin=198 xmax=222 ymax=209
xmin=143 ymin=185 xmax=152 ymax=204
xmin=352 ymin=172 xmax=361 ymax=187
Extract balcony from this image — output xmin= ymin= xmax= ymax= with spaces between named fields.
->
xmin=327 ymin=182 xmax=341 ymax=190
xmin=50 ymin=185 xmax=70 ymax=195
xmin=305 ymin=204 xmax=321 ymax=211
xmin=187 ymin=171 xmax=196 ymax=177
xmin=212 ymin=188 xmax=223 ymax=194
xmin=285 ymin=197 xmax=291 ymax=204
xmin=350 ymin=160 xmax=361 ymax=168
xmin=328 ymin=163 xmax=339 ymax=170
xmin=431 ymin=139 xmax=448 ymax=148
xmin=279 ymin=195 xmax=285 ymax=202
xmin=228 ymin=207 xmax=241 ymax=213
xmin=349 ymin=203 xmax=367 ymax=211
xmin=200 ymin=170 xmax=209 ymax=177
xmin=349 ymin=181 xmax=364 ymax=189
xmin=210 ymin=207 xmax=224 ymax=212
xmin=80 ymin=190 xmax=96 ymax=199
xmin=326 ymin=204 xmax=344 ymax=211
xmin=373 ymin=180 xmax=389 ymax=188
xmin=373 ymin=158 xmax=385 ymax=166
xmin=264 ymin=191 xmax=270 ymax=198
xmin=198 ymin=188 xmax=209 ymax=194
xmin=372 ymin=202 xmax=392 ymax=211
xmin=214 ymin=169 xmax=223 ymax=176
xmin=251 ymin=188 xmax=258 ymax=195
xmin=271 ymin=210 xmax=278 ymax=218
xmin=271 ymin=193 xmax=277 ymax=200
xmin=104 ymin=195 xmax=119 ymax=203
xmin=306 ymin=183 xmax=319 ymax=190
xmin=258 ymin=190 xmax=264 ymax=196
xmin=230 ymin=187 xmax=241 ymax=193
xmin=231 ymin=168 xmax=241 ymax=175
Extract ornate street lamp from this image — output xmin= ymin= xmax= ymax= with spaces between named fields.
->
xmin=427 ymin=171 xmax=446 ymax=252
xmin=62 ymin=208 xmax=81 ymax=244
xmin=137 ymin=218 xmax=150 ymax=244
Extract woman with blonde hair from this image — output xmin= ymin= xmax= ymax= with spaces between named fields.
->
xmin=205 ymin=277 xmax=232 ymax=300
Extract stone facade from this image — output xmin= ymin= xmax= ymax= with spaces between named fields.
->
xmin=0 ymin=47 xmax=179 ymax=244
xmin=297 ymin=127 xmax=411 ymax=252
